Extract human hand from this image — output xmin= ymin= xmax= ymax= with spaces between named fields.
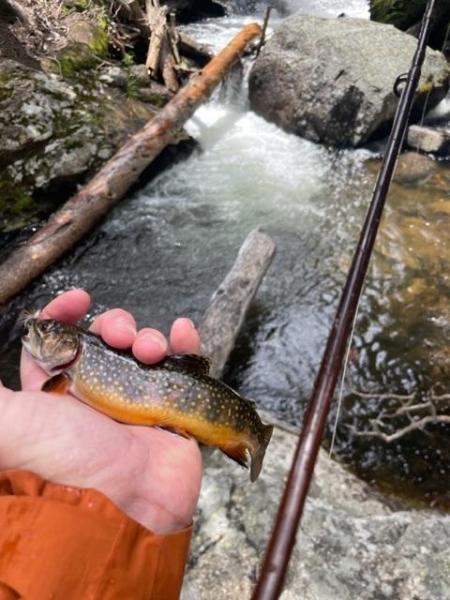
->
xmin=0 ymin=289 xmax=203 ymax=534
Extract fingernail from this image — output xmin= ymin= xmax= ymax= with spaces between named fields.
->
xmin=183 ymin=318 xmax=196 ymax=329
xmin=142 ymin=331 xmax=168 ymax=351
xmin=116 ymin=317 xmax=136 ymax=336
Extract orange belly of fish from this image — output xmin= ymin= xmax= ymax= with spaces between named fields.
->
xmin=72 ymin=382 xmax=251 ymax=464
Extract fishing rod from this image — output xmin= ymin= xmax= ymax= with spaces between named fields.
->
xmin=252 ymin=1 xmax=438 ymax=598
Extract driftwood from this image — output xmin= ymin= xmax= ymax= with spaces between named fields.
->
xmin=160 ymin=33 xmax=179 ymax=92
xmin=200 ymin=229 xmax=275 ymax=379
xmin=179 ymin=33 xmax=213 ymax=65
xmin=255 ymin=6 xmax=272 ymax=57
xmin=0 ymin=23 xmax=262 ymax=306
xmin=168 ymin=12 xmax=181 ymax=65
xmin=145 ymin=0 xmax=168 ymax=77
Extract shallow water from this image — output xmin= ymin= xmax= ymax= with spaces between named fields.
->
xmin=1 ymin=0 xmax=449 ymax=505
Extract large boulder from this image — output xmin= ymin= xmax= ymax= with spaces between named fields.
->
xmin=248 ymin=16 xmax=449 ymax=147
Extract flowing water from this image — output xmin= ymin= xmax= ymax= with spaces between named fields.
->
xmin=1 ymin=0 xmax=449 ymax=505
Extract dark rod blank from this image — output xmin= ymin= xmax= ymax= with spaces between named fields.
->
xmin=252 ymin=1 xmax=438 ymax=598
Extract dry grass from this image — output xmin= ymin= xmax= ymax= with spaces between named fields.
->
xmin=10 ymin=0 xmax=69 ymax=57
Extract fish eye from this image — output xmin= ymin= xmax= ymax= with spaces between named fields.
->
xmin=39 ymin=320 xmax=54 ymax=332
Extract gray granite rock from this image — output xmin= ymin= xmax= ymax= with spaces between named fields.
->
xmin=183 ymin=425 xmax=450 ymax=599
xmin=0 ymin=59 xmax=187 ymax=231
xmin=249 ymin=16 xmax=449 ymax=147
xmin=407 ymin=124 xmax=450 ymax=156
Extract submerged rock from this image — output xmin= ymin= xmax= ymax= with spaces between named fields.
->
xmin=249 ymin=16 xmax=449 ymax=147
xmin=184 ymin=424 xmax=450 ymax=599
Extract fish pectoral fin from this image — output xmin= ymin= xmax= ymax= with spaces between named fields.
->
xmin=222 ymin=443 xmax=249 ymax=469
xmin=162 ymin=426 xmax=192 ymax=440
xmin=165 ymin=353 xmax=211 ymax=376
xmin=42 ymin=373 xmax=71 ymax=395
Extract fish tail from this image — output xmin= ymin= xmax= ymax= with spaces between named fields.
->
xmin=250 ymin=423 xmax=273 ymax=482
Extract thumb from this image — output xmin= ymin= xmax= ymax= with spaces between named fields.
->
xmin=0 ymin=376 xmax=10 ymax=394
xmin=20 ymin=348 xmax=48 ymax=391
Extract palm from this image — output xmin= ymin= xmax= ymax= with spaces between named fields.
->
xmin=0 ymin=290 xmax=203 ymax=533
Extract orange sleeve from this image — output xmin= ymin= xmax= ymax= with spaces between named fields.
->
xmin=0 ymin=470 xmax=192 ymax=600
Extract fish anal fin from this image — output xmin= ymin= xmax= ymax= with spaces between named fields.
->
xmin=162 ymin=425 xmax=192 ymax=440
xmin=166 ymin=353 xmax=211 ymax=376
xmin=222 ymin=443 xmax=249 ymax=470
xmin=42 ymin=373 xmax=71 ymax=395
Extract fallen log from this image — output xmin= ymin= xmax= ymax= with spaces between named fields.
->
xmin=145 ymin=1 xmax=168 ymax=77
xmin=178 ymin=33 xmax=213 ymax=65
xmin=200 ymin=229 xmax=275 ymax=379
xmin=0 ymin=22 xmax=262 ymax=306
xmin=161 ymin=34 xmax=179 ymax=91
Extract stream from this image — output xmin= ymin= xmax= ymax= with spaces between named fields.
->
xmin=1 ymin=0 xmax=449 ymax=506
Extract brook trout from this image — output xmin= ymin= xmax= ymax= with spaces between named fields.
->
xmin=22 ymin=316 xmax=273 ymax=481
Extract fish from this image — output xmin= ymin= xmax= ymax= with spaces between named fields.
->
xmin=22 ymin=316 xmax=273 ymax=482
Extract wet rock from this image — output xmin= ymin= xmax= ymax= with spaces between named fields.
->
xmin=0 ymin=59 xmax=187 ymax=231
xmin=393 ymin=152 xmax=437 ymax=184
xmin=249 ymin=16 xmax=449 ymax=147
xmin=407 ymin=125 xmax=450 ymax=156
xmin=163 ymin=0 xmax=226 ymax=23
xmin=369 ymin=0 xmax=450 ymax=51
xmin=183 ymin=425 xmax=450 ymax=599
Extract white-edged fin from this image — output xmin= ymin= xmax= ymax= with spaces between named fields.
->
xmin=249 ymin=424 xmax=274 ymax=482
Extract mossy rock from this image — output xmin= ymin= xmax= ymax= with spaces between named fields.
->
xmin=370 ymin=0 xmax=450 ymax=49
xmin=42 ymin=12 xmax=109 ymax=78
xmin=370 ymin=0 xmax=427 ymax=29
xmin=0 ymin=59 xmax=192 ymax=232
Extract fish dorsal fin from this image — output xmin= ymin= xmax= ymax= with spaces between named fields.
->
xmin=165 ymin=353 xmax=211 ymax=376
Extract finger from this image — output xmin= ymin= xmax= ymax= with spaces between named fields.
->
xmin=169 ymin=318 xmax=201 ymax=354
xmin=132 ymin=328 xmax=168 ymax=364
xmin=90 ymin=309 xmax=137 ymax=349
xmin=0 ymin=377 xmax=12 ymax=395
xmin=41 ymin=289 xmax=91 ymax=323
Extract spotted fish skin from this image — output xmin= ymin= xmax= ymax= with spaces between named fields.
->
xmin=23 ymin=319 xmax=273 ymax=481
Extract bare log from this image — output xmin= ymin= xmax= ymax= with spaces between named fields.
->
xmin=199 ymin=229 xmax=275 ymax=379
xmin=168 ymin=11 xmax=181 ymax=65
xmin=145 ymin=2 xmax=169 ymax=77
xmin=0 ymin=23 xmax=262 ymax=306
xmin=179 ymin=33 xmax=213 ymax=65
xmin=161 ymin=35 xmax=179 ymax=92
